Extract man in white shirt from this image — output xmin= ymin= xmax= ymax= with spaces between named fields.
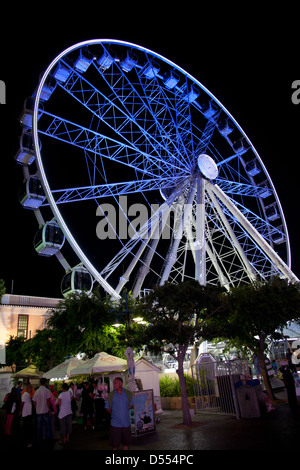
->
xmin=33 ymin=378 xmax=52 ymax=447
xmin=21 ymin=383 xmax=33 ymax=447
xmin=57 ymin=383 xmax=73 ymax=444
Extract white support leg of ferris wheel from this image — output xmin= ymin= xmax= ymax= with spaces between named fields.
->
xmin=115 ymin=198 xmax=173 ymax=295
xmin=186 ymin=206 xmax=230 ymax=289
xmin=209 ymin=183 xmax=299 ymax=283
xmin=132 ymin=202 xmax=174 ymax=297
xmin=159 ymin=180 xmax=197 ymax=285
xmin=205 ymin=241 xmax=231 ymax=290
xmin=206 ymin=184 xmax=257 ymax=282
xmin=195 ymin=176 xmax=206 ymax=286
xmin=186 ymin=211 xmax=225 ymax=288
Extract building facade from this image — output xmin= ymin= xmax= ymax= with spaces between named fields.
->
xmin=0 ymin=293 xmax=61 ymax=345
xmin=0 ymin=293 xmax=61 ymax=401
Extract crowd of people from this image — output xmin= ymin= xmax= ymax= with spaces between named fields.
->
xmin=2 ymin=377 xmax=110 ymax=448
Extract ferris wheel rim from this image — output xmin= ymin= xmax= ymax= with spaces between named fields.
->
xmin=30 ymin=38 xmax=293 ymax=297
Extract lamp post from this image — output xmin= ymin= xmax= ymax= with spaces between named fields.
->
xmin=111 ymin=290 xmax=132 ymax=328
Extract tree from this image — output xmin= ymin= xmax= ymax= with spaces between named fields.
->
xmin=46 ymin=289 xmax=121 ymax=359
xmin=141 ymin=280 xmax=225 ymax=426
xmin=20 ymin=328 xmax=64 ymax=372
xmin=5 ymin=336 xmax=27 ymax=372
xmin=202 ymin=277 xmax=300 ymax=400
xmin=5 ymin=329 xmax=65 ymax=372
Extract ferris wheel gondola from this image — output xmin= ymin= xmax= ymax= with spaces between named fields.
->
xmin=61 ymin=265 xmax=93 ymax=297
xmin=33 ymin=221 xmax=65 ymax=257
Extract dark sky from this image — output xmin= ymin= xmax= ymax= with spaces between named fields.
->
xmin=1 ymin=8 xmax=299 ymax=298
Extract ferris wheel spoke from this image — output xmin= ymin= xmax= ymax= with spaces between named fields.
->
xmin=206 ymin=184 xmax=257 ymax=283
xmin=193 ymin=113 xmax=220 ymax=159
xmin=217 ymin=151 xmax=245 ymax=167
xmin=205 ymin=196 xmax=269 ymax=285
xmin=205 ymin=227 xmax=230 ymax=289
xmin=216 ymin=177 xmax=271 ymax=198
xmin=131 ymin=209 xmax=172 ymax=297
xmin=223 ymin=198 xmax=286 ymax=245
xmin=99 ymin=181 xmax=190 ymax=282
xmin=58 ymin=62 xmax=189 ymax=174
xmin=115 ymin=200 xmax=174 ymax=295
xmin=208 ymin=183 xmax=298 ymax=282
xmin=92 ymin=59 xmax=192 ymax=172
xmin=99 ymin=204 xmax=170 ymax=280
xmin=39 ymin=111 xmax=183 ymax=179
xmin=159 ymin=179 xmax=197 ymax=285
xmin=51 ymin=175 xmax=185 ymax=204
xmin=132 ymin=62 xmax=194 ymax=168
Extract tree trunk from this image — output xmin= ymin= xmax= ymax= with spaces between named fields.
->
xmin=258 ymin=335 xmax=276 ymax=401
xmin=176 ymin=348 xmax=192 ymax=426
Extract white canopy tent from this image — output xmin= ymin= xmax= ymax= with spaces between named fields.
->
xmin=69 ymin=352 xmax=127 ymax=376
xmin=14 ymin=364 xmax=44 ymax=379
xmin=43 ymin=357 xmax=83 ymax=380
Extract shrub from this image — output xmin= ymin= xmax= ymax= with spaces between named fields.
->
xmin=159 ymin=374 xmax=194 ymax=397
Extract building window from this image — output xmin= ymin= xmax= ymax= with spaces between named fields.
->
xmin=17 ymin=315 xmax=28 ymax=339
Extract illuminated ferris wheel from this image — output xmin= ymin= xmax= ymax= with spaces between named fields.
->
xmin=15 ymin=39 xmax=298 ymax=299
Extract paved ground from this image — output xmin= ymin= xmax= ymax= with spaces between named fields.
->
xmin=1 ymin=388 xmax=299 ymax=454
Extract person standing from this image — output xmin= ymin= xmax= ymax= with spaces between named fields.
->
xmin=49 ymin=385 xmax=57 ymax=441
xmin=13 ymin=381 xmax=23 ymax=433
xmin=4 ymin=387 xmax=18 ymax=436
xmin=253 ymin=355 xmax=262 ymax=381
xmin=20 ymin=383 xmax=33 ymax=447
xmin=57 ymin=383 xmax=73 ymax=444
xmin=33 ymin=378 xmax=52 ymax=447
xmin=93 ymin=380 xmax=105 ymax=428
xmin=81 ymin=382 xmax=95 ymax=430
xmin=50 ymin=384 xmax=58 ymax=399
xmin=279 ymin=363 xmax=298 ymax=411
xmin=69 ymin=382 xmax=79 ymax=421
xmin=16 ymin=381 xmax=23 ymax=398
xmin=286 ymin=348 xmax=297 ymax=374
xmin=105 ymin=377 xmax=133 ymax=450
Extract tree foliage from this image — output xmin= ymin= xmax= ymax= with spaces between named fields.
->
xmin=5 ymin=336 xmax=27 ymax=372
xmin=46 ymin=289 xmax=121 ymax=359
xmin=141 ymin=281 xmax=224 ymax=354
xmin=20 ymin=328 xmax=64 ymax=372
xmin=141 ymin=280 xmax=225 ymax=425
xmin=202 ymin=277 xmax=300 ymax=399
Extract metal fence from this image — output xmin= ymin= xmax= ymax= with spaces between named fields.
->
xmin=191 ymin=357 xmax=249 ymax=418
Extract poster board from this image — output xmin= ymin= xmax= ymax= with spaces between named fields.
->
xmin=294 ymin=373 xmax=300 ymax=396
xmin=131 ymin=389 xmax=156 ymax=436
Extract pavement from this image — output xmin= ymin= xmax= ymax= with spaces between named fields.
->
xmin=1 ymin=387 xmax=299 ymax=455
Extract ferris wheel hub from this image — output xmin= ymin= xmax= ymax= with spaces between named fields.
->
xmin=197 ymin=154 xmax=219 ymax=180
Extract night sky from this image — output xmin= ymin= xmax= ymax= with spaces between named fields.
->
xmin=1 ymin=8 xmax=299 ymax=299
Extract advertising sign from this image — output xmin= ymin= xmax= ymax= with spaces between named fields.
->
xmin=131 ymin=389 xmax=156 ymax=436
